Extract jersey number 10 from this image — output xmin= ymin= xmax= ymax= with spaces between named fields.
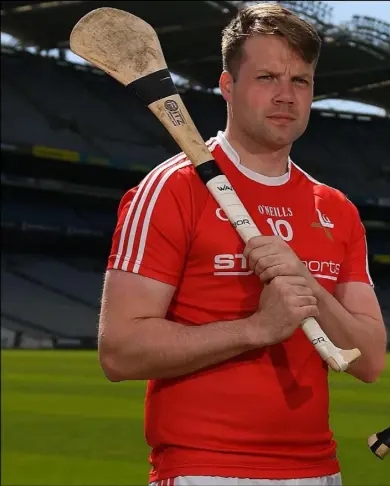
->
xmin=266 ymin=218 xmax=293 ymax=241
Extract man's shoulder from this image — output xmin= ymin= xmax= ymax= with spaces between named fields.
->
xmin=150 ymin=151 xmax=195 ymax=177
xmin=145 ymin=151 xmax=207 ymax=193
xmin=119 ymin=151 xmax=208 ymax=210
xmin=292 ymin=161 xmax=352 ymax=207
xmin=149 ymin=136 xmax=219 ymax=183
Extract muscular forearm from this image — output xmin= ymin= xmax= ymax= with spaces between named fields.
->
xmin=314 ymin=284 xmax=387 ymax=382
xmin=99 ymin=317 xmax=257 ymax=381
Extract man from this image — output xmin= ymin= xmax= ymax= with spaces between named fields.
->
xmin=98 ymin=3 xmax=387 ymax=486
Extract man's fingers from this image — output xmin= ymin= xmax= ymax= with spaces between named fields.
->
xmin=259 ymin=264 xmax=303 ymax=283
xmin=301 ymin=305 xmax=320 ymax=319
xmin=246 ymin=247 xmax=280 ymax=269
xmin=243 ymin=235 xmax=285 ymax=259
xmin=260 ymin=265 xmax=287 ymax=282
xmin=271 ymin=275 xmax=312 ymax=288
xmin=253 ymin=255 xmax=282 ymax=274
xmin=293 ymin=285 xmax=315 ymax=297
xmin=295 ymin=295 xmax=317 ymax=307
xmin=245 ymin=243 xmax=304 ymax=281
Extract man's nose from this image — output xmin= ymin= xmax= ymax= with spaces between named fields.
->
xmin=273 ymin=80 xmax=296 ymax=105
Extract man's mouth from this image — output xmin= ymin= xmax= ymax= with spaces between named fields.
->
xmin=267 ymin=114 xmax=296 ymax=125
xmin=267 ymin=113 xmax=296 ymax=121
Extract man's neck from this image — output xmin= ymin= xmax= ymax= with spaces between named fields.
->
xmin=224 ymin=127 xmax=291 ymax=177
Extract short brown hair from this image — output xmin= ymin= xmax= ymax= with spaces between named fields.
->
xmin=221 ymin=3 xmax=321 ymax=79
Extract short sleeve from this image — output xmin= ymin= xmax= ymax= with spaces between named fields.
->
xmin=337 ymin=199 xmax=374 ymax=287
xmin=107 ymin=160 xmax=193 ymax=287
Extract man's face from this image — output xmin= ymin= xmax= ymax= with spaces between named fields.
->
xmin=220 ymin=35 xmax=315 ymax=150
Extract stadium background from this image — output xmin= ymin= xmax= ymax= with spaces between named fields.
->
xmin=1 ymin=1 xmax=389 ymax=485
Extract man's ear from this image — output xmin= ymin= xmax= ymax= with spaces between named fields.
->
xmin=219 ymin=70 xmax=234 ymax=103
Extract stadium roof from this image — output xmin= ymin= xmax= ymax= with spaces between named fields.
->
xmin=1 ymin=0 xmax=390 ymax=111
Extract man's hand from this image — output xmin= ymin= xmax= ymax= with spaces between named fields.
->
xmin=247 ymin=275 xmax=319 ymax=347
xmin=243 ymin=235 xmax=320 ymax=293
xmin=242 ymin=238 xmax=386 ymax=383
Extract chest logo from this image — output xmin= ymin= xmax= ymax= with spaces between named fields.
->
xmin=311 ymin=209 xmax=334 ymax=240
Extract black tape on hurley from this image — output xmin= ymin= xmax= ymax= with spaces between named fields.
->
xmin=196 ymin=160 xmax=224 ymax=184
xmin=127 ymin=68 xmax=177 ymax=105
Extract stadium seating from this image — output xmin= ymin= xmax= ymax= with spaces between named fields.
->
xmin=2 ymin=49 xmax=389 ymax=197
xmin=7 ymin=254 xmax=103 ymax=308
xmin=1 ymin=198 xmax=116 ymax=235
xmin=292 ymin=114 xmax=390 ymax=197
xmin=1 ymin=254 xmax=103 ymax=344
xmin=2 ymin=61 xmax=93 ymax=153
xmin=1 ymin=50 xmax=174 ymax=167
xmin=1 ymin=315 xmax=54 ymax=349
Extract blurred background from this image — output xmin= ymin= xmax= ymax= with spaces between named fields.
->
xmin=1 ymin=1 xmax=389 ymax=485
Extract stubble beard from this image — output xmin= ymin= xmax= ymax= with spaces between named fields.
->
xmin=243 ymin=118 xmax=296 ymax=151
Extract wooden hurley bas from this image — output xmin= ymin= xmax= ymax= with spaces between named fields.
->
xmin=70 ymin=7 xmax=361 ymax=372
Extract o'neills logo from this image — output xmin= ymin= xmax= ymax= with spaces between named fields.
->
xmin=258 ymin=205 xmax=293 ymax=218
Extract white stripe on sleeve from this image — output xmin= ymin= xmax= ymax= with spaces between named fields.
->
xmin=113 ymin=153 xmax=186 ymax=269
xmin=131 ymin=160 xmax=191 ymax=273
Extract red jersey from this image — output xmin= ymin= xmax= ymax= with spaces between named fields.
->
xmin=107 ymin=131 xmax=372 ymax=482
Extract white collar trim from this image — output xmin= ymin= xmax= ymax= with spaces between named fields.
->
xmin=215 ymin=131 xmax=291 ymax=186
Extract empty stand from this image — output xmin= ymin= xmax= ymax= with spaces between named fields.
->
xmin=2 ymin=57 xmax=95 ymax=153
xmin=292 ymin=115 xmax=390 ymax=197
xmin=2 ymin=49 xmax=389 ymax=197
xmin=1 ymin=195 xmax=117 ymax=236
xmin=1 ymin=50 xmax=175 ymax=167
xmin=1 ymin=316 xmax=54 ymax=349
xmin=6 ymin=254 xmax=104 ymax=309
xmin=1 ymin=257 xmax=100 ymax=339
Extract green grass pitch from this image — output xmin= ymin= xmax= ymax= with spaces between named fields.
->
xmin=1 ymin=350 xmax=389 ymax=485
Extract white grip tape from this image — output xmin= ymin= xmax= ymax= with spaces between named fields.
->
xmin=302 ymin=317 xmax=348 ymax=371
xmin=207 ymin=175 xmax=349 ymax=372
xmin=207 ymin=175 xmax=261 ymax=242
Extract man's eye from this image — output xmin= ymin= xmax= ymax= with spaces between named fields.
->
xmin=257 ymin=75 xmax=274 ymax=80
xmin=294 ymin=78 xmax=309 ymax=85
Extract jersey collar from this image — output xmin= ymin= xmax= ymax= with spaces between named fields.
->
xmin=215 ymin=131 xmax=292 ymax=187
